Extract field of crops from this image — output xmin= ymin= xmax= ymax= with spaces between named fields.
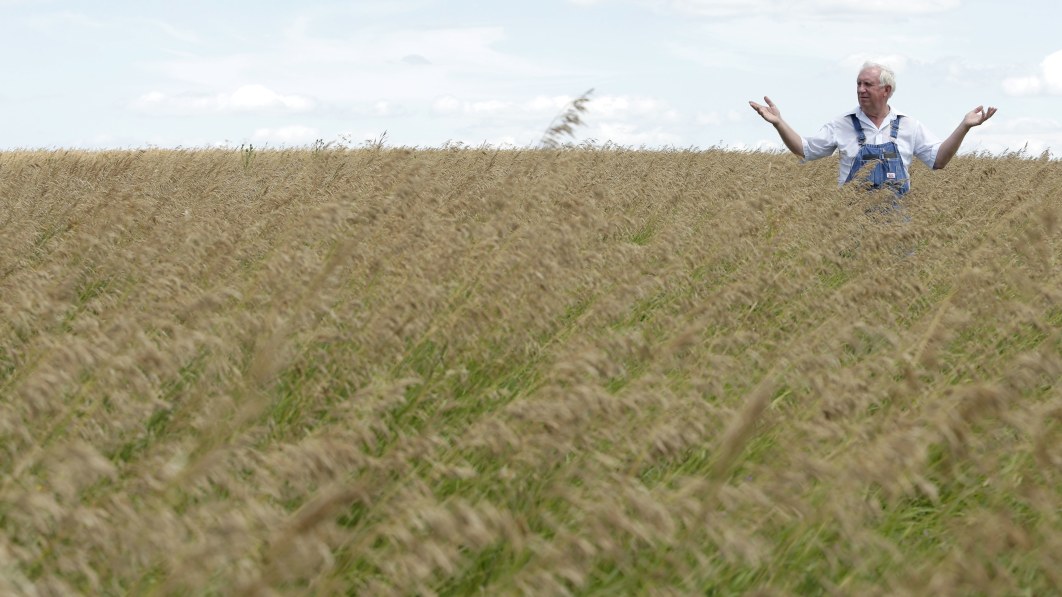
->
xmin=1 ymin=146 xmax=1060 ymax=595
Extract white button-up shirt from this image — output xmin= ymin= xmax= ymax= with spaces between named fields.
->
xmin=801 ymin=107 xmax=942 ymax=187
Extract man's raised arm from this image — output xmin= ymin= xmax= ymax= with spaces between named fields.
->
xmin=749 ymin=96 xmax=805 ymax=158
xmin=933 ymin=105 xmax=998 ymax=170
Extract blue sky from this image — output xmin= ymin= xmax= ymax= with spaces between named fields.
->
xmin=2 ymin=0 xmax=1061 ymax=154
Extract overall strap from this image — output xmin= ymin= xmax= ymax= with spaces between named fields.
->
xmin=849 ymin=114 xmax=866 ymax=146
xmin=890 ymin=115 xmax=903 ymax=140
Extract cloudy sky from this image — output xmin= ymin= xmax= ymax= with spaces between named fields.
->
xmin=2 ymin=0 xmax=1061 ymax=154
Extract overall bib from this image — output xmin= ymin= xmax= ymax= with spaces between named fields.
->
xmin=844 ymin=114 xmax=910 ymax=197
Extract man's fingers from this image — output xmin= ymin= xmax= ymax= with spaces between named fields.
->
xmin=749 ymin=97 xmax=779 ymax=121
xmin=971 ymin=105 xmax=998 ymax=123
xmin=965 ymin=105 xmax=997 ymax=126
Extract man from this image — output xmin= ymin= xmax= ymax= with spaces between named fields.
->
xmin=749 ymin=62 xmax=997 ymax=196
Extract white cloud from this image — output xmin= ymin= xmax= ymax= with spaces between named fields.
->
xmin=697 ymin=110 xmax=743 ymax=126
xmin=432 ymin=93 xmax=677 ymax=122
xmin=666 ymin=43 xmax=751 ymax=69
xmin=490 ymin=136 xmax=521 ymax=147
xmin=23 ymin=10 xmax=105 ymax=31
xmin=663 ymin=0 xmax=776 ymax=17
xmin=276 ymin=24 xmax=549 ymax=76
xmin=590 ymin=122 xmax=683 ymax=146
xmin=432 ymin=96 xmax=520 ymax=116
xmin=140 ymin=19 xmax=202 ymax=45
xmin=525 ymin=95 xmax=571 ymax=112
xmin=372 ymin=101 xmax=396 ymax=116
xmin=807 ymin=0 xmax=959 ymax=14
xmin=998 ymin=116 xmax=1062 ymax=133
xmin=251 ymin=125 xmax=320 ymax=145
xmin=591 ymin=96 xmax=679 ymax=121
xmin=697 ymin=111 xmax=722 ymax=125
xmin=468 ymin=100 xmax=511 ymax=114
xmin=227 ymin=85 xmax=313 ymax=111
xmin=430 ymin=96 xmax=528 ymax=116
xmin=642 ymin=0 xmax=960 ymax=18
xmin=1002 ymin=50 xmax=1062 ymax=96
xmin=920 ymin=58 xmax=1009 ymax=88
xmin=432 ymin=96 xmax=462 ymax=115
xmin=428 ymin=93 xmax=687 ymax=147
xmin=1045 ymin=51 xmax=1062 ymax=90
xmin=132 ymin=85 xmax=315 ymax=114
xmin=1002 ymin=76 xmax=1043 ymax=96
xmin=146 ymin=24 xmax=567 ymax=106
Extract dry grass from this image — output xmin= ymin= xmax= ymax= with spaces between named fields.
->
xmin=1 ymin=146 xmax=1060 ymax=596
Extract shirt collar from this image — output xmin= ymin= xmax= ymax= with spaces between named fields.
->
xmin=849 ymin=106 xmax=906 ymax=126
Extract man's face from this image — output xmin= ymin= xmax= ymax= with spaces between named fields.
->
xmin=856 ymin=68 xmax=891 ymax=113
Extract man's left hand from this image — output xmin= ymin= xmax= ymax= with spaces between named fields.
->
xmin=964 ymin=105 xmax=998 ymax=128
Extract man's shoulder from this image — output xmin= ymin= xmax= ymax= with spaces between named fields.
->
xmin=891 ymin=110 xmax=933 ymax=134
xmin=891 ymin=109 xmax=933 ymax=126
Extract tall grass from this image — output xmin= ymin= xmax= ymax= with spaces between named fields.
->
xmin=1 ymin=146 xmax=1060 ymax=595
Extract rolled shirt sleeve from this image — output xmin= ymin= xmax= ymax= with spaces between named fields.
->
xmin=911 ymin=120 xmax=942 ymax=169
xmin=801 ymin=121 xmax=839 ymax=162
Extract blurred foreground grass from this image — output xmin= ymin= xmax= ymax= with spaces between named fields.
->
xmin=1 ymin=147 xmax=1060 ymax=595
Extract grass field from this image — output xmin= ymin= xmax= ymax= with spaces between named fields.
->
xmin=1 ymin=146 xmax=1060 ymax=595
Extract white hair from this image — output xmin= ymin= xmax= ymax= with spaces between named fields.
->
xmin=861 ymin=61 xmax=896 ymax=97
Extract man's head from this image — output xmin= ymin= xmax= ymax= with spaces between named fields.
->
xmin=857 ymin=62 xmax=895 ymax=116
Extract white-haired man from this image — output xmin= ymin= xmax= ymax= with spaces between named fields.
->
xmin=749 ymin=62 xmax=997 ymax=196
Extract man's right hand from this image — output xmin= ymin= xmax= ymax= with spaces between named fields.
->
xmin=749 ymin=96 xmax=782 ymax=124
xmin=747 ymin=96 xmax=805 ymax=158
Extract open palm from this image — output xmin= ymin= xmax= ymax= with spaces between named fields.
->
xmin=964 ymin=105 xmax=998 ymax=127
xmin=749 ymin=96 xmax=782 ymax=124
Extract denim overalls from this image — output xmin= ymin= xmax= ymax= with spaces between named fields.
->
xmin=844 ymin=114 xmax=910 ymax=197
